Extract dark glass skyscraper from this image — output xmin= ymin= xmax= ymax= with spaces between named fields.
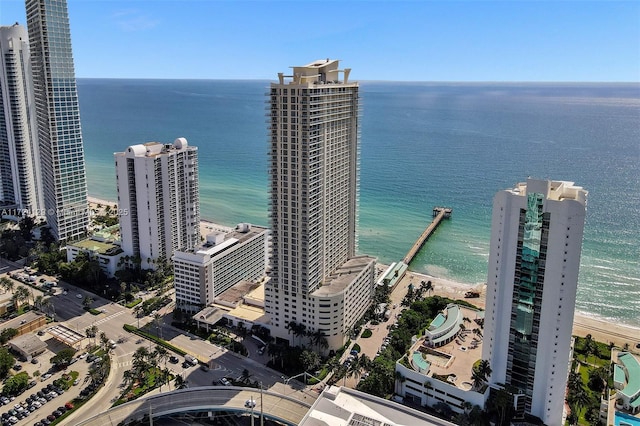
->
xmin=26 ymin=0 xmax=88 ymax=242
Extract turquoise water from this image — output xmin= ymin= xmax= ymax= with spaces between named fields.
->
xmin=77 ymin=80 xmax=640 ymax=327
xmin=615 ymin=412 xmax=640 ymax=426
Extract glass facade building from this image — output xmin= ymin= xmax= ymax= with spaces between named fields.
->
xmin=0 ymin=24 xmax=43 ymax=213
xmin=26 ymin=0 xmax=88 ymax=241
xmin=482 ymin=178 xmax=587 ymax=425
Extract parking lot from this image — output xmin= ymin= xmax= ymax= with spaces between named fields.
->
xmin=0 ymin=322 xmax=93 ymax=426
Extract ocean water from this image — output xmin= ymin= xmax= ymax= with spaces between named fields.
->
xmin=77 ymin=79 xmax=640 ymax=328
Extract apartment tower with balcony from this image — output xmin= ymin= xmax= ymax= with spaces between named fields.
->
xmin=26 ymin=0 xmax=88 ymax=241
xmin=0 ymin=23 xmax=43 ymax=214
xmin=115 ymin=138 xmax=200 ymax=270
xmin=265 ymin=59 xmax=376 ymax=350
xmin=482 ymin=178 xmax=587 ymax=425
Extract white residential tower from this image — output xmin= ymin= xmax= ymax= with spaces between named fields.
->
xmin=265 ymin=59 xmax=376 ymax=350
xmin=482 ymin=178 xmax=587 ymax=425
xmin=0 ymin=24 xmax=43 ymax=213
xmin=115 ymin=138 xmax=200 ymax=269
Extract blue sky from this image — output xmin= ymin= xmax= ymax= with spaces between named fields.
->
xmin=1 ymin=0 xmax=638 ymax=81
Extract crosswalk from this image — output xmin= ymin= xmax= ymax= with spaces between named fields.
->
xmin=93 ymin=310 xmax=125 ymax=326
xmin=116 ymin=359 xmax=133 ymax=368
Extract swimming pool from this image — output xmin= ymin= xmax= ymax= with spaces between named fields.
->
xmin=615 ymin=412 xmax=640 ymax=426
xmin=412 ymin=352 xmax=431 ymax=373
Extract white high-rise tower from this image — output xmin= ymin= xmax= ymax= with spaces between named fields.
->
xmin=482 ymin=178 xmax=587 ymax=425
xmin=265 ymin=59 xmax=375 ymax=350
xmin=115 ymin=138 xmax=200 ymax=270
xmin=0 ymin=23 xmax=43 ymax=213
xmin=26 ymin=0 xmax=88 ymax=242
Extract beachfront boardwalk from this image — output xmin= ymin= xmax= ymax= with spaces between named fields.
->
xmin=403 ymin=207 xmax=452 ymax=265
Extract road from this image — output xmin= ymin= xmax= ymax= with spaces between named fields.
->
xmin=47 ymin=282 xmax=317 ymax=425
xmin=76 ymin=386 xmax=311 ymax=426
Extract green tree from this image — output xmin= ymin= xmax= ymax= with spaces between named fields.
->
xmin=174 ymin=374 xmax=186 ymax=389
xmin=300 ymin=350 xmax=321 ymax=372
xmin=18 ymin=216 xmax=35 ymax=241
xmin=153 ymin=345 xmax=169 ymax=366
xmin=3 ymin=371 xmax=29 ymax=395
xmin=239 ymin=368 xmax=252 ymax=383
xmin=0 ymin=276 xmax=14 ymax=295
xmin=0 ymin=347 xmax=15 ymax=379
xmin=83 ymin=295 xmax=94 ymax=309
xmin=12 ymin=285 xmax=31 ymax=309
xmin=50 ymin=348 xmax=76 ymax=367
xmin=0 ymin=328 xmax=18 ymax=344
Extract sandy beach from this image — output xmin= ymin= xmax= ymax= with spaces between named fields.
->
xmin=397 ymin=269 xmax=640 ymax=350
xmin=86 ymin=199 xmax=640 ymax=350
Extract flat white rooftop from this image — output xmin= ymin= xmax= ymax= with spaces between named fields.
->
xmin=299 ymin=386 xmax=456 ymax=426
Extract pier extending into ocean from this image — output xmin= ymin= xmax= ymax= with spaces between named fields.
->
xmin=403 ymin=207 xmax=452 ymax=265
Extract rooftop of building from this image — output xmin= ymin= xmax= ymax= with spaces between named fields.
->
xmin=299 ymin=386 xmax=457 ymax=426
xmin=115 ymin=137 xmax=194 ymax=158
xmin=507 ymin=178 xmax=587 ymax=204
xmin=196 ymin=223 xmax=267 ymax=255
xmin=69 ymin=238 xmax=123 ymax=256
xmin=401 ymin=304 xmax=485 ymax=391
xmin=9 ymin=333 xmax=46 ymax=354
xmin=617 ymin=352 xmax=640 ymax=406
xmin=0 ymin=312 xmax=45 ymax=331
xmin=276 ymin=58 xmax=355 ymax=86
xmin=193 ymin=279 xmax=269 ymax=326
xmin=214 ymin=280 xmax=261 ymax=307
xmin=313 ymin=256 xmax=376 ymax=297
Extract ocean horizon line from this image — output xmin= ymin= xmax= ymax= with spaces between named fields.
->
xmin=75 ymin=77 xmax=640 ymax=85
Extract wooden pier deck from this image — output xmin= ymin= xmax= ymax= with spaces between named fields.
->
xmin=403 ymin=207 xmax=452 ymax=265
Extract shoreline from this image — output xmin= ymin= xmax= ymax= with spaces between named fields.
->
xmin=398 ymin=269 xmax=640 ymax=349
xmin=87 ymin=194 xmax=640 ymax=343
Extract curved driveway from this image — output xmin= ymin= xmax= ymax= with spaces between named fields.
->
xmin=76 ymin=386 xmax=311 ymax=426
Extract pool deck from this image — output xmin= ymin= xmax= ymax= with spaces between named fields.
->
xmin=412 ymin=305 xmax=485 ymax=388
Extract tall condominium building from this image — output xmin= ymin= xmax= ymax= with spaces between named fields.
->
xmin=26 ymin=0 xmax=88 ymax=242
xmin=173 ymin=223 xmax=269 ymax=312
xmin=265 ymin=59 xmax=376 ymax=350
xmin=115 ymin=138 xmax=200 ymax=270
xmin=0 ymin=24 xmax=43 ymax=213
xmin=482 ymin=178 xmax=587 ymax=425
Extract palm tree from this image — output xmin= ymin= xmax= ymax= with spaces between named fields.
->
xmin=471 ymin=369 xmax=485 ymax=391
xmin=133 ymin=304 xmax=144 ymax=328
xmin=309 ymin=329 xmax=328 ymax=352
xmin=239 ymin=368 xmax=251 ymax=383
xmin=34 ymin=295 xmax=44 ymax=311
xmin=99 ymin=332 xmax=109 ymax=351
xmin=174 ymin=374 xmax=186 ymax=389
xmin=13 ymin=286 xmax=30 ymax=309
xmin=423 ymin=380 xmax=433 ymax=407
xmin=82 ymin=296 xmax=94 ymax=310
xmin=394 ymin=371 xmax=406 ymax=395
xmin=132 ymin=346 xmax=150 ymax=383
xmin=0 ymin=277 xmax=14 ymax=295
xmin=477 ymin=359 xmax=492 ymax=381
xmin=152 ymin=313 xmax=163 ymax=339
xmin=153 ymin=345 xmax=169 ymax=366
xmin=347 ymin=356 xmax=363 ymax=385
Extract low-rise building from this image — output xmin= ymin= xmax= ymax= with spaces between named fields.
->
xmin=173 ymin=223 xmax=269 ymax=312
xmin=300 ymin=385 xmax=457 ymax=426
xmin=0 ymin=312 xmax=47 ymax=336
xmin=395 ymin=304 xmax=488 ymax=415
xmin=66 ymin=224 xmax=123 ymax=277
xmin=613 ymin=351 xmax=640 ymax=413
xmin=8 ymin=333 xmax=46 ymax=360
xmin=66 ymin=235 xmax=124 ymax=278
